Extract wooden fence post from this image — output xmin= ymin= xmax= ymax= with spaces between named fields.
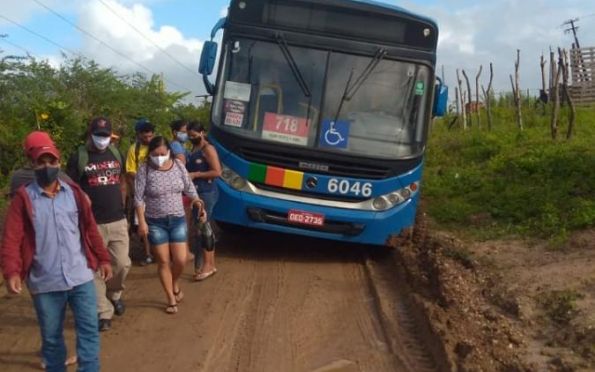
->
xmin=462 ymin=69 xmax=472 ymax=127
xmin=511 ymin=49 xmax=523 ymax=130
xmin=475 ymin=65 xmax=483 ymax=129
xmin=456 ymin=69 xmax=467 ymax=130
xmin=550 ymin=51 xmax=561 ymax=140
xmin=560 ymin=49 xmax=576 ymax=139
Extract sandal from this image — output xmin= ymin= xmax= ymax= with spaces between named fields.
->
xmin=194 ymin=268 xmax=217 ymax=281
xmin=173 ymin=289 xmax=184 ymax=303
xmin=165 ymin=303 xmax=178 ymax=314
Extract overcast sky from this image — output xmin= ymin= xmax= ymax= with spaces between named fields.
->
xmin=1 ymin=0 xmax=594 ymax=103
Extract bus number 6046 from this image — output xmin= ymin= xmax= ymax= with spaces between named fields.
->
xmin=327 ymin=179 xmax=373 ymax=197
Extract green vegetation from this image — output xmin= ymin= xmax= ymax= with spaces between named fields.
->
xmin=0 ymin=54 xmax=210 ymax=194
xmin=425 ymin=100 xmax=595 ymax=240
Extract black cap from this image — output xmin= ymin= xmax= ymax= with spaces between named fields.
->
xmin=90 ymin=117 xmax=112 ymax=136
xmin=135 ymin=118 xmax=155 ymax=133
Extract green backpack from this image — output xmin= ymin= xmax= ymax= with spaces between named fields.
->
xmin=77 ymin=145 xmax=123 ymax=176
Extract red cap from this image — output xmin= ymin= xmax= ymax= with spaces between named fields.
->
xmin=29 ymin=144 xmax=60 ymax=161
xmin=24 ymin=131 xmax=55 ymax=156
xmin=24 ymin=131 xmax=60 ymax=161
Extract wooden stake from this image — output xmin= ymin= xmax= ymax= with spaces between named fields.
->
xmin=462 ymin=69 xmax=472 ymax=126
xmin=512 ymin=49 xmax=523 ymax=130
xmin=456 ymin=69 xmax=467 ymax=130
xmin=475 ymin=65 xmax=483 ymax=129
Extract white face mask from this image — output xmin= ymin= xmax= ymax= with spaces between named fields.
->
xmin=91 ymin=135 xmax=111 ymax=150
xmin=150 ymin=151 xmax=170 ymax=167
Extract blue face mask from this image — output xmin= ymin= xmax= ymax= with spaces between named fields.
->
xmin=176 ymin=132 xmax=188 ymax=143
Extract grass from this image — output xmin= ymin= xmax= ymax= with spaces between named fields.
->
xmin=424 ymin=103 xmax=595 ymax=241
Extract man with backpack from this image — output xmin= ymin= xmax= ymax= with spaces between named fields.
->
xmin=125 ymin=118 xmax=155 ymax=265
xmin=66 ymin=117 xmax=130 ymax=332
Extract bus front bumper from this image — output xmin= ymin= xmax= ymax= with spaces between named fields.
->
xmin=213 ymin=181 xmax=419 ymax=247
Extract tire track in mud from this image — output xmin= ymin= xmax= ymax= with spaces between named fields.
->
xmin=0 ymin=231 xmax=443 ymax=372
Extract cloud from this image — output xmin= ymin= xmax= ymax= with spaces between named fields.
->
xmin=77 ymin=0 xmax=204 ymax=98
xmin=401 ymin=0 xmax=595 ymax=96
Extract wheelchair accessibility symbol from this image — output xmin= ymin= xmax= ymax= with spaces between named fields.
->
xmin=320 ymin=119 xmax=350 ymax=149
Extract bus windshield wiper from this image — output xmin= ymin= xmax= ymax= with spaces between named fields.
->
xmin=275 ymin=33 xmax=311 ymax=98
xmin=333 ymin=48 xmax=387 ymax=121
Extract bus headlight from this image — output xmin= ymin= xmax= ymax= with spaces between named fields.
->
xmin=221 ymin=164 xmax=247 ymax=190
xmin=372 ymin=182 xmax=419 ymax=211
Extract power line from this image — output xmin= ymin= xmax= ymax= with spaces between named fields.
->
xmin=31 ymin=0 xmax=194 ymax=92
xmin=0 ymin=35 xmax=34 ymax=56
xmin=0 ymin=13 xmax=80 ymax=56
xmin=97 ymin=0 xmax=197 ymax=75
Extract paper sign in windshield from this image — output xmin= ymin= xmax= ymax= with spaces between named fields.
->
xmin=319 ymin=119 xmax=350 ymax=149
xmin=223 ymin=100 xmax=246 ymax=128
xmin=224 ymin=81 xmax=251 ymax=101
xmin=262 ymin=113 xmax=309 ymax=146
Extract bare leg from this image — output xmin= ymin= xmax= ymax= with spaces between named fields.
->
xmin=170 ymin=243 xmax=187 ymax=301
xmin=201 ymin=250 xmax=216 ymax=273
xmin=152 ymin=244 xmax=176 ymax=306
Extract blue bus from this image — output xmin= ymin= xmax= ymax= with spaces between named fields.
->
xmin=199 ymin=0 xmax=447 ymax=246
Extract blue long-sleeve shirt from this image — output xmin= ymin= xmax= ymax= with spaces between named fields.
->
xmin=25 ymin=180 xmax=94 ymax=294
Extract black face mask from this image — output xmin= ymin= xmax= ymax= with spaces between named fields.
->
xmin=190 ymin=137 xmax=203 ymax=145
xmin=34 ymin=166 xmax=60 ymax=187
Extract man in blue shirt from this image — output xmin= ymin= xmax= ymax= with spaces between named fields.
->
xmin=1 ymin=137 xmax=112 ymax=372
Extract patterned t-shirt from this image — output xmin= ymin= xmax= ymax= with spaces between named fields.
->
xmin=134 ymin=159 xmax=198 ymax=218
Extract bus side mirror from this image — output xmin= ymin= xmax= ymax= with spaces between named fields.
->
xmin=199 ymin=41 xmax=217 ymax=76
xmin=199 ymin=17 xmax=226 ymax=95
xmin=199 ymin=41 xmax=218 ymax=95
xmin=433 ymin=79 xmax=448 ymax=117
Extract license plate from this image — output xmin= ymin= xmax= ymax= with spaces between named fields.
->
xmin=287 ymin=210 xmax=325 ymax=226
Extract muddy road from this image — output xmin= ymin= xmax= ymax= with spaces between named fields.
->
xmin=0 ymin=229 xmax=438 ymax=372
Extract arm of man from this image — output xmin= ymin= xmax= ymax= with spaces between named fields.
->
xmin=65 ymin=151 xmax=80 ymax=184
xmin=77 ymin=187 xmax=113 ymax=281
xmin=134 ymin=164 xmax=149 ymax=237
xmin=189 ymin=145 xmax=222 ymax=180
xmin=1 ymin=192 xmax=26 ymax=293
xmin=118 ymin=150 xmax=127 ymax=207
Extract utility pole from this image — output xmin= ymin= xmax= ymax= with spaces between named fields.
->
xmin=562 ymin=18 xmax=590 ymax=82
xmin=562 ymin=18 xmax=581 ymax=49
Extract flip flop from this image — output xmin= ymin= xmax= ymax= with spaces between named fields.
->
xmin=195 ymin=268 xmax=217 ymax=281
xmin=173 ymin=289 xmax=184 ymax=303
xmin=165 ymin=303 xmax=178 ymax=315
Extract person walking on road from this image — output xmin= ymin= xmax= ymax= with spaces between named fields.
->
xmin=134 ymin=136 xmax=205 ymax=314
xmin=67 ymin=117 xmax=131 ymax=332
xmin=186 ymin=122 xmax=222 ymax=281
xmin=126 ymin=118 xmax=155 ymax=265
xmin=1 ymin=135 xmax=112 ymax=372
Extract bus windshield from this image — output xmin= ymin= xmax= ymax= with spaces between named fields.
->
xmin=212 ymin=38 xmax=432 ymax=159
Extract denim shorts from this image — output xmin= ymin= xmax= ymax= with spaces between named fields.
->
xmin=147 ymin=215 xmax=187 ymax=245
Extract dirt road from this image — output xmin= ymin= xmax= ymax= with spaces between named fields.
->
xmin=0 ymin=230 xmax=437 ymax=372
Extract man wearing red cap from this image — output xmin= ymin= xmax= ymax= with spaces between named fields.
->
xmin=8 ymin=131 xmax=72 ymax=197
xmin=1 ymin=133 xmax=112 ymax=372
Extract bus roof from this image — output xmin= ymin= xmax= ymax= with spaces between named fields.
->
xmin=347 ymin=0 xmax=438 ymax=29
